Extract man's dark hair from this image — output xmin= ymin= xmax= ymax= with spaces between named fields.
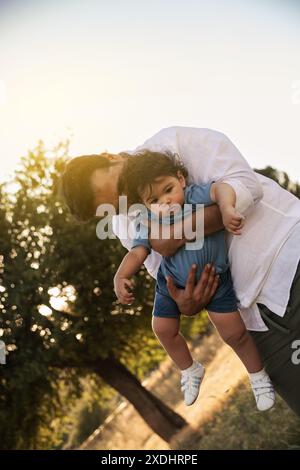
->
xmin=59 ymin=153 xmax=118 ymax=223
xmin=118 ymin=150 xmax=188 ymax=206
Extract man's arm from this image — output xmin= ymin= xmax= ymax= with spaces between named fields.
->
xmin=114 ymin=127 xmax=263 ymax=273
xmin=150 ymin=204 xmax=223 ymax=257
xmin=195 ymin=128 xmax=264 ymax=214
xmin=135 ymin=126 xmax=264 ymax=215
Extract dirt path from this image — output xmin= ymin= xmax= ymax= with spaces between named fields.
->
xmin=80 ymin=329 xmax=247 ymax=450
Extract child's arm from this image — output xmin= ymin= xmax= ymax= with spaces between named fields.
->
xmin=210 ymin=182 xmax=245 ymax=235
xmin=114 ymin=246 xmax=149 ymax=304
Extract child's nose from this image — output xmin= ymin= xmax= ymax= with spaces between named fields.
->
xmin=161 ymin=195 xmax=171 ymax=205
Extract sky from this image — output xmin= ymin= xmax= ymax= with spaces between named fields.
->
xmin=0 ymin=0 xmax=300 ymax=183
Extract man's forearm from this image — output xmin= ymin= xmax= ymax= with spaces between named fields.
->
xmin=150 ymin=205 xmax=224 ymax=257
xmin=202 ymin=204 xmax=224 ymax=235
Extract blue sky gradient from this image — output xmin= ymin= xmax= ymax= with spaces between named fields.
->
xmin=0 ymin=0 xmax=299 ymax=181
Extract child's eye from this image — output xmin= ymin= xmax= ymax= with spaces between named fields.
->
xmin=166 ymin=186 xmax=173 ymax=193
xmin=151 ymin=199 xmax=158 ymax=204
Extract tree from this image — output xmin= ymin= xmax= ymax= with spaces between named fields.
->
xmin=0 ymin=142 xmax=187 ymax=449
xmin=254 ymin=165 xmax=300 ymax=198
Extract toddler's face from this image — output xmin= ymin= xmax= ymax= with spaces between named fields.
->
xmin=140 ymin=172 xmax=186 ymax=216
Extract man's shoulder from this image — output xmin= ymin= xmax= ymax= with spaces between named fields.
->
xmin=133 ymin=126 xmax=226 ymax=153
xmin=156 ymin=126 xmax=225 ymax=138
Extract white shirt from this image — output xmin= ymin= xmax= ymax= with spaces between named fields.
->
xmin=112 ymin=126 xmax=300 ymax=331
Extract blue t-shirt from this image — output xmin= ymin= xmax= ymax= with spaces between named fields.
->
xmin=131 ymin=183 xmax=237 ymax=317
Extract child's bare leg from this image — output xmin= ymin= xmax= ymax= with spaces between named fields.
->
xmin=152 ymin=316 xmax=205 ymax=406
xmin=151 ymin=316 xmax=193 ymax=370
xmin=208 ymin=310 xmax=262 ymax=373
xmin=208 ymin=309 xmax=275 ymax=411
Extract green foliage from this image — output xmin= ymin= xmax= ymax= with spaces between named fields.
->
xmin=180 ymin=309 xmax=210 ymax=340
xmin=62 ymin=374 xmax=118 ymax=449
xmin=174 ymin=380 xmax=300 ymax=450
xmin=0 ymin=141 xmax=158 ymax=449
xmin=254 ymin=165 xmax=300 ymax=198
xmin=64 ymin=400 xmax=105 ymax=449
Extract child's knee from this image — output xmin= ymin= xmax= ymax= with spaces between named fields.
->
xmin=221 ymin=326 xmax=248 ymax=349
xmin=152 ymin=317 xmax=178 ymax=342
xmin=152 ymin=319 xmax=170 ymax=339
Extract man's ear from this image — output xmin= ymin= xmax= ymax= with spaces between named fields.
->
xmin=177 ymin=171 xmax=186 ymax=188
xmin=107 ymin=154 xmax=124 ymax=163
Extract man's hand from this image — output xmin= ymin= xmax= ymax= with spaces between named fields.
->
xmin=220 ymin=205 xmax=245 ymax=235
xmin=114 ymin=276 xmax=135 ymax=304
xmin=166 ymin=263 xmax=219 ymax=316
xmin=149 ymin=219 xmax=184 ymax=257
xmin=150 ymin=205 xmax=224 ymax=257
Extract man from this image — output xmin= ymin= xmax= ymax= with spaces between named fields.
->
xmin=61 ymin=126 xmax=300 ymax=415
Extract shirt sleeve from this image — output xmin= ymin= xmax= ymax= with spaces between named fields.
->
xmin=185 ymin=182 xmax=214 ymax=206
xmin=176 ymin=127 xmax=264 ymax=216
xmin=211 ymin=131 xmax=264 ymax=214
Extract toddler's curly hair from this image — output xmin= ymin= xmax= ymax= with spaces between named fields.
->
xmin=118 ymin=150 xmax=188 ymax=206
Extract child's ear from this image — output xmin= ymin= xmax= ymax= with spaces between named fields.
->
xmin=177 ymin=171 xmax=186 ymax=188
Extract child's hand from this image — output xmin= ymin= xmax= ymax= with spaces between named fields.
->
xmin=221 ymin=205 xmax=245 ymax=235
xmin=114 ymin=276 xmax=135 ymax=304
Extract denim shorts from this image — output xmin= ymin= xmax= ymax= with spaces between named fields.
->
xmin=152 ymin=267 xmax=238 ymax=318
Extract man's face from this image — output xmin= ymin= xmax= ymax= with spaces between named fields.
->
xmin=91 ymin=165 xmax=120 ymax=213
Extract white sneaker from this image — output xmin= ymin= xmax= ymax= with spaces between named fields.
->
xmin=250 ymin=370 xmax=275 ymax=411
xmin=181 ymin=362 xmax=205 ymax=406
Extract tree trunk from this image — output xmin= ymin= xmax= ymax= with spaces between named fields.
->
xmin=94 ymin=356 xmax=187 ymax=442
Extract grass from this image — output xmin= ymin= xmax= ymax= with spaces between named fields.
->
xmin=172 ymin=380 xmax=300 ymax=450
xmin=80 ymin=327 xmax=300 ymax=451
